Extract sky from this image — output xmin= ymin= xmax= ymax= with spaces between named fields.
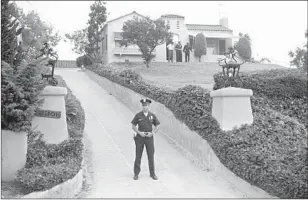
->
xmin=16 ymin=1 xmax=307 ymax=67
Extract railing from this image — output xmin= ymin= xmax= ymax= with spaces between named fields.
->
xmin=112 ymin=47 xmax=156 ymax=55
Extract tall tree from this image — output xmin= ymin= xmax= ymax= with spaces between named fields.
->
xmin=121 ymin=16 xmax=171 ymax=67
xmin=1 ymin=0 xmax=22 ymax=66
xmin=289 ymin=30 xmax=307 ymax=72
xmin=194 ymin=33 xmax=207 ymax=62
xmin=87 ymin=0 xmax=107 ymax=62
xmin=18 ymin=10 xmax=61 ymax=61
xmin=65 ymin=28 xmax=89 ymax=55
xmin=235 ymin=33 xmax=252 ymax=61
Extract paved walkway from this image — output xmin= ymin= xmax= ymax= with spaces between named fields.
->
xmin=56 ymin=68 xmax=244 ymax=198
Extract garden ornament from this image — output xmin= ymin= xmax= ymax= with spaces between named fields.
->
xmin=217 ymin=47 xmax=245 ymax=87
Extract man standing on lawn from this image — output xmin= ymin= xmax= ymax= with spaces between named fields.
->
xmin=183 ymin=42 xmax=192 ymax=62
xmin=131 ymin=98 xmax=160 ymax=180
xmin=167 ymin=42 xmax=174 ymax=62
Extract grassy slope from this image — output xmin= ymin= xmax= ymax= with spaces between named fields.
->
xmin=108 ymin=62 xmax=286 ymax=91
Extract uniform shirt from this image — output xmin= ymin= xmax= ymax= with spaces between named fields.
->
xmin=131 ymin=111 xmax=160 ymax=132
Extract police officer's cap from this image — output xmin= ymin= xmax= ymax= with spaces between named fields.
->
xmin=140 ymin=98 xmax=152 ymax=104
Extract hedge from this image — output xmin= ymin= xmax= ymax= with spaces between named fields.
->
xmin=15 ymin=75 xmax=85 ymax=194
xmin=213 ymin=68 xmax=308 ymax=128
xmin=86 ymin=64 xmax=308 ymax=198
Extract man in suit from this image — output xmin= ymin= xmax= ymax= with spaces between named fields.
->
xmin=183 ymin=42 xmax=192 ymax=62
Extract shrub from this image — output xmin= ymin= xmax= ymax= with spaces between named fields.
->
xmin=235 ymin=37 xmax=251 ymax=61
xmin=1 ymin=61 xmax=47 ymax=132
xmin=194 ymin=33 xmax=207 ymax=62
xmin=76 ymin=55 xmax=92 ymax=68
xmin=213 ymin=68 xmax=308 ymax=127
xmin=15 ymin=75 xmax=85 ymax=194
xmin=16 ymin=158 xmax=81 ymax=194
xmin=87 ymin=65 xmax=308 ymax=198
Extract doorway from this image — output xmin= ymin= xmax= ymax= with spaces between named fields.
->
xmin=219 ymin=40 xmax=226 ymax=55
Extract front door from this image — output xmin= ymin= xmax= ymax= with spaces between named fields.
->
xmin=219 ymin=40 xmax=226 ymax=55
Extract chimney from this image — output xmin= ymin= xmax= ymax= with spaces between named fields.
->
xmin=219 ymin=17 xmax=229 ymax=28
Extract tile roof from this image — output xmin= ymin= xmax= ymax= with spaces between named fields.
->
xmin=161 ymin=14 xmax=185 ymax=19
xmin=186 ymin=24 xmax=232 ymax=32
xmin=107 ymin=11 xmax=146 ymax=23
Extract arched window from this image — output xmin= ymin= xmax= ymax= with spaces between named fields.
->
xmin=177 ymin=20 xmax=180 ymax=29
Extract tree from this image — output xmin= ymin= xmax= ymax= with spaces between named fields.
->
xmin=121 ymin=16 xmax=171 ymax=67
xmin=65 ymin=28 xmax=89 ymax=55
xmin=1 ymin=0 xmax=23 ymax=67
xmin=18 ymin=10 xmax=61 ymax=61
xmin=87 ymin=0 xmax=108 ymax=62
xmin=194 ymin=33 xmax=207 ymax=62
xmin=235 ymin=33 xmax=252 ymax=62
xmin=289 ymin=30 xmax=307 ymax=72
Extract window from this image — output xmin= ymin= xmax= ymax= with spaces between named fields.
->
xmin=177 ymin=20 xmax=180 ymax=29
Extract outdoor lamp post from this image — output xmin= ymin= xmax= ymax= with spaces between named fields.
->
xmin=217 ymin=47 xmax=245 ymax=87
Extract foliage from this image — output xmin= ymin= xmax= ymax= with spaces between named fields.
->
xmin=15 ymin=75 xmax=85 ymax=194
xmin=259 ymin=57 xmax=271 ymax=63
xmin=18 ymin=10 xmax=61 ymax=61
xmin=1 ymin=0 xmax=23 ymax=66
xmin=289 ymin=30 xmax=307 ymax=72
xmin=65 ymin=0 xmax=107 ymax=63
xmin=87 ymin=0 xmax=108 ymax=61
xmin=121 ymin=16 xmax=172 ymax=67
xmin=76 ymin=55 xmax=93 ymax=68
xmin=65 ymin=28 xmax=89 ymax=55
xmin=88 ymin=65 xmax=308 ymax=198
xmin=193 ymin=33 xmax=207 ymax=62
xmin=15 ymin=158 xmax=81 ymax=194
xmin=235 ymin=36 xmax=251 ymax=61
xmin=1 ymin=59 xmax=47 ymax=132
xmin=213 ymin=68 xmax=308 ymax=128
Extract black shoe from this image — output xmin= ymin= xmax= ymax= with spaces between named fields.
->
xmin=150 ymin=174 xmax=158 ymax=180
xmin=133 ymin=174 xmax=138 ymax=180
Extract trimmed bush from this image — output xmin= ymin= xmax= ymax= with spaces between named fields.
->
xmin=87 ymin=64 xmax=308 ymax=198
xmin=213 ymin=68 xmax=308 ymax=127
xmin=76 ymin=55 xmax=92 ymax=68
xmin=15 ymin=75 xmax=85 ymax=195
xmin=194 ymin=33 xmax=207 ymax=62
xmin=235 ymin=37 xmax=251 ymax=61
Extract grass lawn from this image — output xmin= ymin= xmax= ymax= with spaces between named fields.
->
xmin=108 ymin=62 xmax=286 ymax=91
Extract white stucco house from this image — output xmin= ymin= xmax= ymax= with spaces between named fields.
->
xmin=99 ymin=11 xmax=237 ymax=64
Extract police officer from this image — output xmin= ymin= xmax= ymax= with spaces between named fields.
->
xmin=131 ymin=98 xmax=160 ymax=180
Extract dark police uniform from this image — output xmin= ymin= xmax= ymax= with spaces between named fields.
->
xmin=131 ymin=99 xmax=160 ymax=179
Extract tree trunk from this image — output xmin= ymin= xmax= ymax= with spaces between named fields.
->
xmin=146 ymin=61 xmax=150 ymax=68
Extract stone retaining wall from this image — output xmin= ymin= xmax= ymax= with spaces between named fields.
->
xmin=86 ymin=69 xmax=276 ymax=199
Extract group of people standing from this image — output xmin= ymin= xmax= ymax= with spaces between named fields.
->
xmin=167 ymin=41 xmax=192 ymax=63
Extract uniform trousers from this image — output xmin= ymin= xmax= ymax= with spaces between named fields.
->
xmin=134 ymin=135 xmax=155 ymax=176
